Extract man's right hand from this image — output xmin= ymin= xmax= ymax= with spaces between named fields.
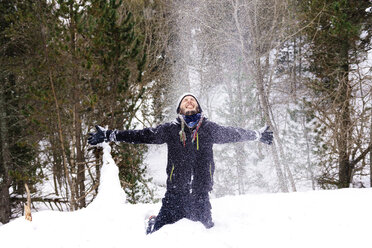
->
xmin=88 ymin=125 xmax=107 ymax=145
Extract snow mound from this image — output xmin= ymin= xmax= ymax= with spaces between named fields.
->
xmin=88 ymin=143 xmax=126 ymax=210
xmin=1 ymin=143 xmax=372 ymax=248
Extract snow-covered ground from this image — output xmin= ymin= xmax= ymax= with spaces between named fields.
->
xmin=1 ymin=143 xmax=371 ymax=248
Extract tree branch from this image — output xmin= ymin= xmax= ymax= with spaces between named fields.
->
xmin=351 ymin=143 xmax=372 ymax=168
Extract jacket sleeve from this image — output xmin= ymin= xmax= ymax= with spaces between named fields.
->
xmin=208 ymin=121 xmax=258 ymax=144
xmin=110 ymin=123 xmax=169 ymax=144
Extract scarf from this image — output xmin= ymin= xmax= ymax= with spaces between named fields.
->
xmin=183 ymin=113 xmax=201 ymax=128
xmin=179 ymin=113 xmax=204 ymax=150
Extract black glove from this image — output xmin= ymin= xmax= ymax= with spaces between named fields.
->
xmin=257 ymin=126 xmax=273 ymax=145
xmin=88 ymin=125 xmax=112 ymax=145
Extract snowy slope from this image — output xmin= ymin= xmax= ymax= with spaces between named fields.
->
xmin=1 ymin=143 xmax=371 ymax=248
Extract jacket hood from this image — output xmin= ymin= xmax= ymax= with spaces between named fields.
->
xmin=176 ymin=93 xmax=203 ymax=114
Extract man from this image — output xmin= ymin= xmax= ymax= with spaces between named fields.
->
xmin=88 ymin=93 xmax=273 ymax=233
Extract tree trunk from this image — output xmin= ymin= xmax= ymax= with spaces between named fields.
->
xmin=0 ymin=184 xmax=11 ymax=224
xmin=302 ymin=114 xmax=315 ymax=190
xmin=231 ymin=0 xmax=290 ymax=192
xmin=50 ymin=71 xmax=77 ymax=210
xmin=234 ymin=143 xmax=246 ymax=195
xmin=0 ymin=79 xmax=11 ymax=224
xmin=235 ymin=65 xmax=246 ymax=195
xmin=337 ymin=110 xmax=352 ymax=188
xmin=255 ymin=59 xmax=289 ymax=192
xmin=75 ymin=103 xmax=86 ymax=208
xmin=337 ymin=88 xmax=352 ymax=188
xmin=370 ymin=110 xmax=372 ymax=187
xmin=337 ymin=45 xmax=352 ymax=189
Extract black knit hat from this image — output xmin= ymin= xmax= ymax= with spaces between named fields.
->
xmin=176 ymin=93 xmax=202 ymax=114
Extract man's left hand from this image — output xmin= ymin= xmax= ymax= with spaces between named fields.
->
xmin=258 ymin=126 xmax=273 ymax=145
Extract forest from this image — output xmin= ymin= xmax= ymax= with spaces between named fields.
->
xmin=0 ymin=0 xmax=371 ymax=224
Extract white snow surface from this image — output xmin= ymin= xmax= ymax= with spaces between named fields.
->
xmin=1 ymin=142 xmax=371 ymax=248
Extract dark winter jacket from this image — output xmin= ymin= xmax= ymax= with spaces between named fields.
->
xmin=111 ymin=116 xmax=258 ymax=194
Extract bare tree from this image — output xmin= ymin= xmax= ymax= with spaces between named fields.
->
xmin=233 ymin=0 xmax=298 ymax=192
xmin=169 ymin=0 xmax=300 ymax=192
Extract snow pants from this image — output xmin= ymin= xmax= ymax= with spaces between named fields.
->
xmin=152 ymin=190 xmax=213 ymax=233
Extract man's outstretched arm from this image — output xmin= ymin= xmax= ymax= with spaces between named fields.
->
xmin=88 ymin=124 xmax=168 ymax=145
xmin=210 ymin=122 xmax=273 ymax=145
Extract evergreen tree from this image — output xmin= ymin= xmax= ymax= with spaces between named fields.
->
xmin=0 ymin=0 xmax=45 ymax=223
xmin=87 ymin=0 xmax=154 ymax=203
xmin=299 ymin=0 xmax=372 ymax=188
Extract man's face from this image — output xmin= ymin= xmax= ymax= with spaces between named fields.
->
xmin=179 ymin=95 xmax=199 ymax=115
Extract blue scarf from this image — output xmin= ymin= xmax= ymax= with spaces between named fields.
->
xmin=183 ymin=113 xmax=201 ymax=128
